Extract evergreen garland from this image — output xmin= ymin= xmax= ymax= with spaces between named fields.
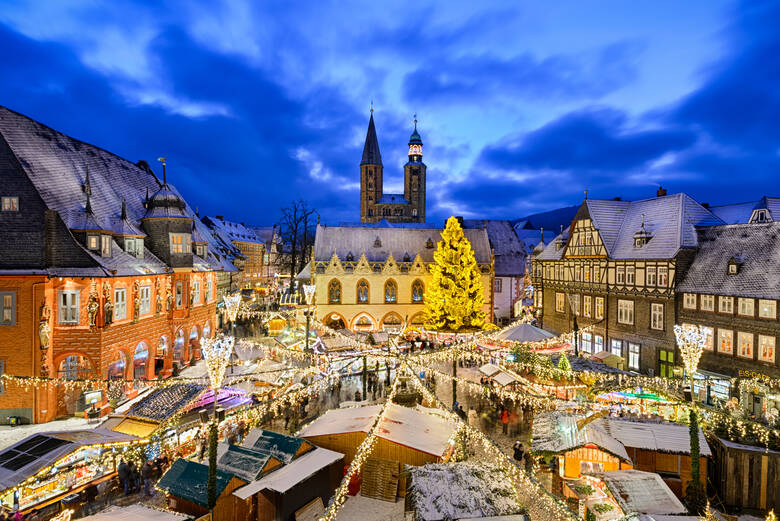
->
xmin=684 ymin=409 xmax=707 ymax=514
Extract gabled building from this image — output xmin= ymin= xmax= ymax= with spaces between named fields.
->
xmin=0 ymin=106 xmax=231 ymax=423
xmin=709 ymin=196 xmax=780 ymax=224
xmin=202 ymin=216 xmax=271 ymax=292
xmin=531 ymin=190 xmax=723 ymax=375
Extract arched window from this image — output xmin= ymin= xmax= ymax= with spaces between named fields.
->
xmin=174 ymin=329 xmax=186 ymax=365
xmin=384 ymin=279 xmax=397 ymax=303
xmin=107 ymin=351 xmax=126 ymax=380
xmin=202 ymin=320 xmax=212 ymax=341
xmin=133 ymin=342 xmax=148 ymax=380
xmin=357 ymin=280 xmax=369 ymax=303
xmin=59 ymin=355 xmax=93 ymax=380
xmin=412 ymin=280 xmax=424 ymax=303
xmin=382 ymin=313 xmax=403 ymax=332
xmin=328 ymin=279 xmax=341 ymax=304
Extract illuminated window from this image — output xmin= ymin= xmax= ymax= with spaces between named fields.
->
xmin=328 ymin=280 xmax=341 ymax=304
xmin=1 ymin=196 xmax=18 ymax=211
xmin=384 ymin=280 xmax=397 ymax=303
xmin=759 ymin=299 xmax=776 ymax=318
xmin=0 ymin=292 xmax=15 ymax=325
xmin=657 ymin=266 xmax=668 ymax=286
xmin=650 ymin=303 xmax=664 ymax=330
xmin=357 ymin=280 xmax=369 ymax=303
xmin=88 ymin=235 xmax=99 ymax=250
xmin=595 ymin=297 xmax=604 ymax=320
xmin=759 ymin=335 xmax=775 ymax=363
xmin=412 ymin=280 xmax=424 ymax=303
xmin=738 ymin=298 xmax=754 ymax=317
xmin=700 ymin=295 xmax=714 ymax=311
xmin=583 ymin=296 xmax=592 ymax=317
xmin=719 ymin=296 xmax=734 ymax=314
xmin=555 ymin=292 xmax=565 ymax=313
xmin=683 ymin=293 xmax=697 ymax=309
xmin=170 ymin=233 xmax=192 ymax=254
xmin=737 ymin=332 xmax=753 ymax=359
xmin=718 ymin=329 xmax=733 ymax=355
xmin=701 ymin=326 xmax=714 ymax=351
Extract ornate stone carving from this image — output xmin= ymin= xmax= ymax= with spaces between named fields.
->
xmin=103 ymin=283 xmax=113 ymax=326
xmin=87 ymin=284 xmax=99 ymax=328
xmin=38 ymin=300 xmax=51 ymax=349
xmin=133 ymin=280 xmax=141 ymax=322
xmin=166 ymin=278 xmax=173 ymax=311
xmin=155 ymin=278 xmax=163 ymax=315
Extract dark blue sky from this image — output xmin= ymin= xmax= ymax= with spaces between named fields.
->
xmin=1 ymin=0 xmax=778 ymax=225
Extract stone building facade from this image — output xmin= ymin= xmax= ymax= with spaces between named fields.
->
xmin=359 ymin=112 xmax=426 ymax=223
xmin=312 ymin=224 xmax=493 ymax=332
xmin=0 ymin=106 xmax=234 ymax=423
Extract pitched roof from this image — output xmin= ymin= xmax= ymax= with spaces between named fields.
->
xmin=677 ymin=222 xmax=780 ymax=298
xmin=604 ymin=417 xmax=711 ymax=456
xmin=242 ymin=428 xmax=311 ymax=464
xmin=0 ymin=105 xmax=232 ymax=274
xmin=709 ymin=197 xmax=780 ymax=224
xmin=361 ymin=113 xmax=382 ymax=166
xmin=531 ymin=412 xmax=631 ymax=462
xmin=203 ymin=216 xmax=263 ymax=244
xmin=593 ymin=470 xmax=687 ymax=515
xmin=157 ymin=458 xmax=236 ymax=508
xmin=464 ymin=220 xmax=527 ymax=276
xmin=125 ymin=383 xmax=206 ymax=422
xmin=216 ymin=443 xmax=278 ymax=482
xmin=314 ymin=224 xmax=492 ymax=263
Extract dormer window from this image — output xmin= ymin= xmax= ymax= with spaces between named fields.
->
xmin=555 ymin=237 xmax=565 ymax=251
xmin=100 ymin=235 xmax=112 ymax=257
xmin=346 ymin=252 xmax=354 ymax=262
xmin=727 ymin=256 xmax=742 ymax=275
xmin=374 ymin=236 xmax=382 ymax=247
xmin=633 ymin=214 xmax=652 ymax=247
xmin=170 ymin=233 xmax=192 ymax=254
xmin=426 ymin=238 xmax=434 ymax=249
xmin=87 ymin=235 xmax=99 ymax=250
xmin=1 ymin=196 xmax=18 ymax=212
xmin=403 ymin=253 xmax=411 ymax=262
xmin=195 ymin=244 xmax=207 ymax=258
xmin=750 ymin=209 xmax=770 ymax=223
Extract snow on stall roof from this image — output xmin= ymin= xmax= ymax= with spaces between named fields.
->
xmin=232 ymin=447 xmax=343 ymax=499
xmin=80 ymin=504 xmax=188 ymax=521
xmin=593 ymin=470 xmax=687 ymax=515
xmin=299 ymin=404 xmax=457 ymax=457
xmin=479 ymin=364 xmax=501 ymax=377
xmin=457 ymin=516 xmax=529 ymax=521
xmin=496 ymin=323 xmax=555 ymax=342
xmin=716 ymin=437 xmax=780 ymax=454
xmin=531 ymin=412 xmax=630 ymax=462
xmin=407 ymin=462 xmax=523 ymax=521
xmin=605 ymin=418 xmax=711 ymax=457
xmin=492 ymin=372 xmax=518 ymax=387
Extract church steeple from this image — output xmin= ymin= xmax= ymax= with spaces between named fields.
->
xmin=408 ymin=115 xmax=422 ymax=161
xmin=361 ymin=112 xmax=382 ymax=166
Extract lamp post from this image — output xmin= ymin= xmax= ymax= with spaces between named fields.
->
xmin=303 ymin=284 xmax=316 ymax=352
xmin=674 ymin=324 xmax=705 ymax=406
xmin=201 ymin=334 xmax=234 ymax=510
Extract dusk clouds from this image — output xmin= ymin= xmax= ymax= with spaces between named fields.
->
xmin=0 ymin=0 xmax=777 ymax=224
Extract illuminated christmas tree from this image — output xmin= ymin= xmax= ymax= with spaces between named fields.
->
xmin=424 ymin=216 xmax=486 ymax=331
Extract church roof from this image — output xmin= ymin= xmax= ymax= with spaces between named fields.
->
xmin=409 ymin=121 xmax=422 ymax=144
xmin=360 ymin=113 xmax=382 ymax=166
xmin=314 ymin=224 xmax=491 ymax=264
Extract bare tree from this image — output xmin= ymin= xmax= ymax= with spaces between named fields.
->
xmin=277 ymin=200 xmax=318 ymax=294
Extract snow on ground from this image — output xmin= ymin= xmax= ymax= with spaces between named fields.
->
xmin=337 ymin=494 xmax=406 ymax=521
xmin=0 ymin=416 xmax=91 ymax=450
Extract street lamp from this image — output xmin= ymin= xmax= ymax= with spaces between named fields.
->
xmin=303 ymin=284 xmax=316 ymax=352
xmin=674 ymin=324 xmax=705 ymax=405
xmin=201 ymin=334 xmax=234 ymax=510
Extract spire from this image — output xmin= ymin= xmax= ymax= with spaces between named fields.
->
xmin=361 ymin=112 xmax=382 ymax=166
xmin=409 ymin=114 xmax=422 ymax=145
xmin=121 ymin=198 xmax=127 ymax=220
xmin=157 ymin=157 xmax=167 ymax=185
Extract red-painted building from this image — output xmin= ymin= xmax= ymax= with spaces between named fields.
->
xmin=0 ymin=106 xmax=237 ymax=423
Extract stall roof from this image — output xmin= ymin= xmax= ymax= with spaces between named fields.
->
xmin=232 ymin=447 xmax=343 ymax=499
xmin=299 ymin=403 xmax=457 ymax=457
xmin=216 ymin=443 xmax=281 ymax=483
xmin=531 ymin=413 xmax=630 ymax=462
xmin=492 ymin=371 xmax=519 ymax=387
xmin=0 ymin=428 xmax=139 ymax=491
xmin=157 ymin=458 xmax=236 ymax=508
xmin=605 ymin=418 xmax=711 ymax=457
xmin=80 ymin=504 xmax=188 ymax=521
xmin=125 ymin=383 xmax=207 ymax=422
xmin=496 ymin=323 xmax=555 ymax=343
xmin=241 ymin=429 xmax=313 ymax=464
xmin=479 ymin=364 xmax=501 ymax=377
xmin=593 ymin=470 xmax=687 ymax=515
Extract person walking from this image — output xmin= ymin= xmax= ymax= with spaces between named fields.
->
xmin=141 ymin=460 xmax=154 ymax=497
xmin=501 ymin=409 xmax=509 ymax=435
xmin=117 ymin=459 xmax=130 ymax=495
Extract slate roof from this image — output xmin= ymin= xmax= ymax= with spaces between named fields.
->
xmin=203 ymin=216 xmax=263 ymax=244
xmin=361 ymin=113 xmax=382 ymax=166
xmin=377 ymin=194 xmax=410 ymax=205
xmin=251 ymin=225 xmax=279 ymax=245
xmin=314 ymin=224 xmax=491 ymax=263
xmin=464 ymin=220 xmax=527 ymax=276
xmin=157 ymin=458 xmax=236 ymax=508
xmin=537 ymin=193 xmax=724 ymax=260
xmin=0 ymin=105 xmax=234 ymax=274
xmin=535 ymin=230 xmax=569 ymax=261
xmin=677 ymin=222 xmax=780 ymax=299
xmin=709 ymin=196 xmax=780 ymax=224
xmin=242 ymin=428 xmax=311 ymax=464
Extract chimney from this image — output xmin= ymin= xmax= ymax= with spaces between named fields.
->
xmin=217 ymin=215 xmax=224 ymax=221
xmin=702 ymin=203 xmax=710 ymax=209
xmin=656 ymin=186 xmax=667 ymax=197
xmin=613 ymin=197 xmax=622 ymax=201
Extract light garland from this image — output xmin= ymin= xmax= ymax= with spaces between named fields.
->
xmin=201 ymin=335 xmax=235 ymax=390
xmin=223 ymin=293 xmax=242 ymax=323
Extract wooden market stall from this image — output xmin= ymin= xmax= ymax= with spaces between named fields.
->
xmin=709 ymin=436 xmax=780 ymax=512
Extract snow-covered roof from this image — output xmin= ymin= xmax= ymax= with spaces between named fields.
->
xmin=203 ymin=216 xmax=264 ymax=244
xmin=80 ymin=505 xmax=188 ymax=521
xmin=479 ymin=364 xmax=501 ymax=377
xmin=492 ymin=371 xmax=518 ymax=387
xmin=232 ymin=447 xmax=343 ymax=499
xmin=496 ymin=323 xmax=555 ymax=342
xmin=298 ymin=403 xmax=457 ymax=457
xmin=407 ymin=462 xmax=524 ymax=521
xmin=605 ymin=418 xmax=711 ymax=457
xmin=593 ymin=470 xmax=687 ymax=515
xmin=463 ymin=220 xmax=527 ymax=276
xmin=532 ymin=412 xmax=630 ymax=462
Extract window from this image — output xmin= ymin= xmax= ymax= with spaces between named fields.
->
xmin=683 ymin=293 xmax=697 ymax=310
xmin=534 ymin=290 xmax=543 ymax=308
xmin=584 ymin=266 xmax=591 ymax=283
xmin=554 ymin=264 xmax=561 ymax=280
xmin=494 ymin=279 xmax=502 ymax=293
xmin=357 ymin=280 xmax=369 ymax=303
xmin=657 ymin=267 xmax=669 ymax=287
xmin=737 ymin=332 xmax=753 ymax=359
xmin=700 ymin=295 xmax=714 ymax=311
xmin=412 ymin=280 xmax=424 ymax=303
xmin=384 ymin=280 xmax=397 ymax=303
xmin=719 ymin=296 xmax=734 ymax=314
xmin=595 ymin=297 xmax=604 ymax=320
xmin=1 ymin=196 xmax=19 ymax=211
xmin=701 ymin=326 xmax=714 ymax=351
xmin=759 ymin=299 xmax=776 ymax=319
xmin=593 ymin=265 xmax=600 ymax=282
xmin=718 ymin=329 xmax=733 ymax=355
xmin=581 ymin=332 xmax=592 ymax=354
xmin=100 ymin=235 xmax=111 ymax=257
xmin=207 ymin=279 xmax=213 ymax=302
xmin=125 ymin=238 xmax=136 ymax=256
xmin=570 ymin=294 xmax=580 ymax=315
xmin=328 ymin=280 xmax=341 ymax=304
xmin=658 ymin=349 xmax=674 ymax=377
xmin=583 ymin=296 xmax=592 ymax=318
xmin=628 ymin=343 xmax=640 ymax=370
xmin=752 ymin=209 xmax=769 ymax=223
xmin=0 ymin=292 xmax=15 ymax=325
xmin=728 ymin=263 xmax=738 ymax=275
xmin=175 ymin=282 xmax=183 ymax=308
xmin=59 ymin=290 xmax=79 ymax=324
xmin=140 ymin=286 xmax=151 ymax=314
xmin=192 ymin=280 xmax=201 ymax=305
xmin=88 ymin=235 xmax=99 ymax=250
xmin=650 ymin=303 xmax=664 ymax=330
xmin=758 ymin=335 xmax=775 ymax=363
xmin=617 ymin=299 xmax=634 ymax=325
xmin=575 ymin=265 xmax=581 ymax=282
xmin=611 ymin=339 xmax=622 ymax=357
xmin=626 ymin=266 xmax=635 ymax=285
xmin=170 ymin=233 xmax=192 ymax=254
xmin=555 ymin=292 xmax=565 ymax=313
xmin=114 ymin=288 xmax=126 ymax=320
xmin=738 ymin=298 xmax=754 ymax=317
xmin=646 ymin=267 xmax=657 ymax=287
xmin=616 ymin=266 xmax=625 ymax=284
xmin=594 ymin=335 xmax=604 ymax=353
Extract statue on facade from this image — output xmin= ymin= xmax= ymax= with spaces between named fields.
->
xmin=87 ymin=286 xmax=99 ymax=328
xmin=166 ymin=279 xmax=173 ymax=311
xmin=155 ymin=279 xmax=163 ymax=315
xmin=38 ymin=300 xmax=51 ymax=349
xmin=103 ymin=283 xmax=113 ymax=326
xmin=190 ymin=282 xmax=196 ymax=306
xmin=133 ymin=281 xmax=141 ymax=322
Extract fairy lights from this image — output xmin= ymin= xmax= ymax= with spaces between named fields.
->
xmin=223 ymin=293 xmax=242 ymax=323
xmin=201 ymin=335 xmax=235 ymax=390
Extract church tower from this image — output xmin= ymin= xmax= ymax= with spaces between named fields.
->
xmin=360 ymin=109 xmax=383 ymax=222
xmin=403 ymin=117 xmax=426 ymax=223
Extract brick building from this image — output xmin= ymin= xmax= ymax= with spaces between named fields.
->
xmin=0 ymin=106 xmax=235 ymax=423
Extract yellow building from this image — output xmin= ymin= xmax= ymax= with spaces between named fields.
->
xmin=312 ymin=223 xmax=494 ymax=331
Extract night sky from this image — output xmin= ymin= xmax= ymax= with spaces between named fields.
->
xmin=1 ymin=0 xmax=778 ymax=225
